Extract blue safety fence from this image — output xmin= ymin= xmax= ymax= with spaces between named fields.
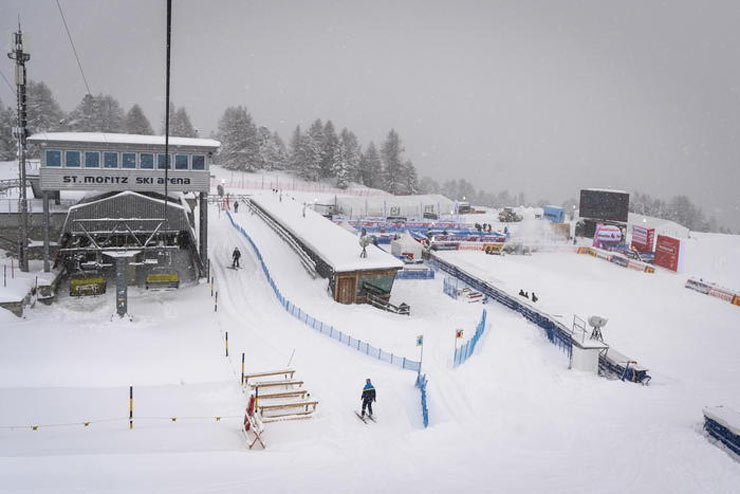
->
xmin=443 ymin=276 xmax=458 ymax=299
xmin=416 ymin=373 xmax=429 ymax=428
xmin=226 ymin=211 xmax=421 ymax=373
xmin=395 ymin=268 xmax=435 ymax=280
xmin=703 ymin=407 xmax=740 ymax=457
xmin=454 ymin=309 xmax=487 ymax=367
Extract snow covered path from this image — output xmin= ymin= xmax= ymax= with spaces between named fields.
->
xmin=1 ymin=198 xmax=739 ymax=492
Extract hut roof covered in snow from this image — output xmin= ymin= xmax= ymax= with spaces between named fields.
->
xmin=251 ymin=194 xmax=403 ymax=273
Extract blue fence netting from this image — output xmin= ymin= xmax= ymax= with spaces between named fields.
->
xmin=443 ymin=276 xmax=458 ymax=299
xmin=703 ymin=409 xmax=740 ymax=457
xmin=454 ymin=309 xmax=487 ymax=367
xmin=225 ymin=211 xmax=422 ymax=373
xmin=416 ymin=373 xmax=429 ymax=428
xmin=395 ymin=268 xmax=435 ymax=280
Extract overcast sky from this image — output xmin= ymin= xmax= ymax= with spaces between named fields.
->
xmin=2 ymin=0 xmax=739 ymax=229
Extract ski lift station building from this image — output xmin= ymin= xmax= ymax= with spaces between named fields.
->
xmin=249 ymin=195 xmax=404 ymax=304
xmin=29 ymin=132 xmax=220 ymax=287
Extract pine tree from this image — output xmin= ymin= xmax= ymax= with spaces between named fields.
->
xmin=401 ymin=160 xmax=418 ymax=195
xmin=289 ymin=125 xmax=302 ymax=170
xmin=67 ymin=94 xmax=99 ymax=132
xmin=162 ymin=103 xmax=198 ymax=137
xmin=320 ymin=120 xmax=338 ymax=178
xmin=173 ymin=107 xmax=197 ymax=137
xmin=95 ymin=95 xmax=125 ymax=132
xmin=66 ymin=93 xmax=125 ymax=133
xmin=27 ymin=81 xmax=65 ymax=133
xmin=380 ymin=129 xmax=404 ymax=194
xmin=125 ymin=104 xmax=154 ymax=135
xmin=272 ymin=131 xmax=288 ymax=169
xmin=359 ymin=142 xmax=382 ymax=188
xmin=215 ymin=105 xmax=260 ymax=171
xmin=257 ymin=126 xmax=287 ymax=170
xmin=339 ymin=128 xmax=361 ymax=183
xmin=0 ymin=99 xmax=16 ymax=160
xmin=418 ymin=176 xmax=440 ymax=194
xmin=300 ymin=120 xmax=324 ymax=181
xmin=331 ymin=139 xmax=350 ymax=189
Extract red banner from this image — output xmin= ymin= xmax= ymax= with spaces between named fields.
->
xmin=631 ymin=225 xmax=655 ymax=252
xmin=655 ymin=235 xmax=681 ymax=271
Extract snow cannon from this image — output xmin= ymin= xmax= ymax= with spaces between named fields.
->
xmin=588 ymin=315 xmax=608 ymax=342
xmin=359 ymin=228 xmax=371 ymax=258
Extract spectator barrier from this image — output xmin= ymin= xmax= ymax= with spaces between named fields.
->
xmin=415 ymin=373 xmax=429 ymax=428
xmin=454 ymin=310 xmax=487 ymax=367
xmin=395 ymin=268 xmax=435 ymax=280
xmin=703 ymin=406 xmax=740 ymax=457
xmin=226 ymin=212 xmax=421 ymax=373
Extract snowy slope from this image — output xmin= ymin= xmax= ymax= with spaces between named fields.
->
xmin=1 ymin=170 xmax=739 ymax=493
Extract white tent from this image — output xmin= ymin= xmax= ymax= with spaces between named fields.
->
xmin=391 ymin=231 xmax=423 ymax=261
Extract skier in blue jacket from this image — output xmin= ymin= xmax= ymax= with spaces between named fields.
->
xmin=361 ymin=378 xmax=376 ymax=418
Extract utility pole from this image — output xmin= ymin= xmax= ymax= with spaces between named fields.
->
xmin=7 ymin=25 xmax=31 ymax=272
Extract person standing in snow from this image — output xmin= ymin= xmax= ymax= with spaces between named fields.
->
xmin=361 ymin=378 xmax=376 ymax=418
xmin=232 ymin=247 xmax=241 ymax=268
xmin=234 ymin=201 xmax=239 ymax=213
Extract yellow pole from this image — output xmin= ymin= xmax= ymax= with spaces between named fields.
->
xmin=129 ymin=386 xmax=133 ymax=430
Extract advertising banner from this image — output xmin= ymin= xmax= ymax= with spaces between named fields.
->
xmin=631 ymin=225 xmax=655 ymax=252
xmin=40 ymin=168 xmax=210 ymax=193
xmin=592 ymin=223 xmax=622 ymax=248
xmin=654 ymin=235 xmax=681 ymax=271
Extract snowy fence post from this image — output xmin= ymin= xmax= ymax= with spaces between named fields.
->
xmin=214 ymin=292 xmax=218 ymax=312
xmin=129 ymin=386 xmax=133 ymax=430
xmin=225 ymin=331 xmax=229 ymax=357
xmin=210 ymin=277 xmax=214 ymax=297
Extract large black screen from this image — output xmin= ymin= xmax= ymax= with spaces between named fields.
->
xmin=579 ymin=190 xmax=629 ymax=223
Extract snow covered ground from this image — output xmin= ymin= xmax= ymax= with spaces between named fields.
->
xmin=1 ymin=169 xmax=739 ymax=493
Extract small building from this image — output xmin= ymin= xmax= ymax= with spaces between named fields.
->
xmin=543 ymin=205 xmax=566 ymax=223
xmin=627 ymin=213 xmax=690 ymax=240
xmin=250 ymin=195 xmax=404 ymax=304
xmin=391 ymin=231 xmax=423 ymax=261
xmin=27 ymin=132 xmax=219 ymax=270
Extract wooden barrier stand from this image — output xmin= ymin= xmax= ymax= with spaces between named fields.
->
xmin=242 ymin=368 xmax=319 ymax=449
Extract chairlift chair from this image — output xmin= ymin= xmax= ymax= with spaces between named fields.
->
xmin=69 ymin=271 xmax=107 ymax=297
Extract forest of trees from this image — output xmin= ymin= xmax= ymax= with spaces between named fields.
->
xmin=0 ymin=80 xmax=731 ymax=232
xmin=0 ymin=80 xmax=196 ymax=155
xmin=0 ymin=80 xmax=421 ymax=195
xmin=215 ymin=106 xmax=420 ymax=194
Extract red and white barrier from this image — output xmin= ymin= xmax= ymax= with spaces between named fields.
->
xmin=686 ymin=278 xmax=740 ymax=307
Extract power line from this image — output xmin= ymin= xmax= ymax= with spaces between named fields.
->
xmin=0 ymin=70 xmax=15 ymax=97
xmin=55 ymin=0 xmax=92 ymax=95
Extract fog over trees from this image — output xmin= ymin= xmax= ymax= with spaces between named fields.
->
xmin=0 ymin=79 xmax=730 ymax=232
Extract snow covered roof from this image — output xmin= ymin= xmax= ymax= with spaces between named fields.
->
xmin=392 ymin=231 xmax=420 ymax=248
xmin=28 ymin=132 xmax=220 ymax=149
xmin=252 ymin=193 xmax=403 ymax=273
xmin=628 ymin=213 xmax=690 ymax=238
xmin=335 ymin=193 xmax=455 ymax=217
xmin=583 ymin=188 xmax=628 ymax=194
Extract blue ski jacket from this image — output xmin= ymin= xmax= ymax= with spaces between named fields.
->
xmin=361 ymin=382 xmax=376 ymax=402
